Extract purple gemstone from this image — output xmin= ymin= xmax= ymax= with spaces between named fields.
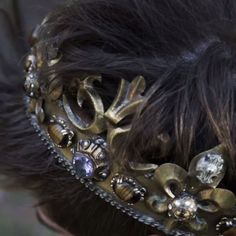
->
xmin=73 ymin=153 xmax=95 ymax=178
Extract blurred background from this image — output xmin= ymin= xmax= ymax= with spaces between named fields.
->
xmin=0 ymin=191 xmax=55 ymax=236
xmin=0 ymin=0 xmax=64 ymax=235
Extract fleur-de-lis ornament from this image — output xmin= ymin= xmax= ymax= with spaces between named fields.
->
xmin=24 ymin=24 xmax=236 ymax=234
xmin=63 ymin=75 xmax=146 ymax=150
xmin=105 ymin=76 xmax=146 ymax=149
xmin=146 ymin=145 xmax=236 ymax=233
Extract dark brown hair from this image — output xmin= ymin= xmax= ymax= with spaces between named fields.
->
xmin=1 ymin=0 xmax=236 ymax=235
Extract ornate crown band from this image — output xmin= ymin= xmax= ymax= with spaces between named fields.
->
xmin=23 ymin=21 xmax=236 ymax=236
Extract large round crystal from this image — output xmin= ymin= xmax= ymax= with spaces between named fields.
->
xmin=168 ymin=195 xmax=198 ymax=221
xmin=73 ymin=153 xmax=95 ymax=178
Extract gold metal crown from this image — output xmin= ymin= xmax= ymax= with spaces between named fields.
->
xmin=24 ymin=21 xmax=236 ymax=236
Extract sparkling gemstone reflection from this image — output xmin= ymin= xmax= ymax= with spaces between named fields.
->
xmin=73 ymin=153 xmax=95 ymax=178
xmin=168 ymin=194 xmax=198 ymax=221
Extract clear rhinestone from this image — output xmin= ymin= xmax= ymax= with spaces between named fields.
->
xmin=189 ymin=153 xmax=225 ymax=187
xmin=73 ymin=153 xmax=95 ymax=178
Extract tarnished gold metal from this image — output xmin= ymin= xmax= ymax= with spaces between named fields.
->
xmin=63 ymin=75 xmax=106 ymax=134
xmin=198 ymin=188 xmax=236 ymax=211
xmin=129 ymin=162 xmax=158 ymax=172
xmin=35 ymin=98 xmax=45 ymax=123
xmin=27 ymin=99 xmax=37 ymax=113
xmin=63 ymin=75 xmax=146 ymax=149
xmin=105 ymin=76 xmax=146 ymax=124
xmin=48 ymin=55 xmax=62 ymax=67
xmin=24 ymin=32 xmax=236 ymax=235
xmin=111 ymin=175 xmax=146 ymax=204
xmin=48 ymin=78 xmax=63 ymax=101
xmin=154 ymin=163 xmax=187 ymax=199
xmin=105 ymin=76 xmax=146 ymax=149
xmin=106 ymin=125 xmax=130 ymax=150
xmin=48 ymin=117 xmax=75 ymax=148
xmin=146 ymin=195 xmax=169 ymax=213
xmin=145 ymin=145 xmax=236 ymax=233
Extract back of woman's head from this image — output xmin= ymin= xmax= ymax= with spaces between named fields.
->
xmin=1 ymin=0 xmax=236 ymax=235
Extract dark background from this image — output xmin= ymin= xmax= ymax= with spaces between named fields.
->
xmin=0 ymin=1 xmax=64 ymax=235
xmin=0 ymin=191 xmax=56 ymax=236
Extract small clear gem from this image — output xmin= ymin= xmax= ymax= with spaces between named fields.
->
xmin=73 ymin=153 xmax=95 ymax=178
xmin=24 ymin=74 xmax=40 ymax=98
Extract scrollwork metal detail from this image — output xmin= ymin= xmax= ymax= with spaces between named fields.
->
xmin=63 ymin=75 xmax=106 ymax=134
xmin=63 ymin=75 xmax=146 ymax=150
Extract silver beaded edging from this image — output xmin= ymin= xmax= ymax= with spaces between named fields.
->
xmin=26 ymin=109 xmax=195 ymax=236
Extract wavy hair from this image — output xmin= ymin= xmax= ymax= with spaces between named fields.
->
xmin=1 ymin=0 xmax=236 ymax=235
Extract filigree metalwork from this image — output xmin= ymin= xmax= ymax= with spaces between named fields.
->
xmin=105 ymin=76 xmax=146 ymax=149
xmin=24 ymin=54 xmax=40 ymax=98
xmin=73 ymin=138 xmax=110 ymax=180
xmin=146 ymin=145 xmax=236 ymax=233
xmin=63 ymin=75 xmax=146 ymax=149
xmin=63 ymin=75 xmax=106 ymax=134
xmin=111 ymin=174 xmax=146 ymax=204
xmin=24 ymin=21 xmax=236 ymax=236
xmin=105 ymin=76 xmax=145 ymax=124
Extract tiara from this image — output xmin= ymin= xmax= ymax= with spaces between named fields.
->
xmin=23 ymin=21 xmax=236 ymax=236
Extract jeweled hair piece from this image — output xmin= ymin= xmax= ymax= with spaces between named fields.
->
xmin=24 ymin=17 xmax=236 ymax=236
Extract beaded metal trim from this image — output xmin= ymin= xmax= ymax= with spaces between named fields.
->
xmin=23 ymin=20 xmax=236 ymax=236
